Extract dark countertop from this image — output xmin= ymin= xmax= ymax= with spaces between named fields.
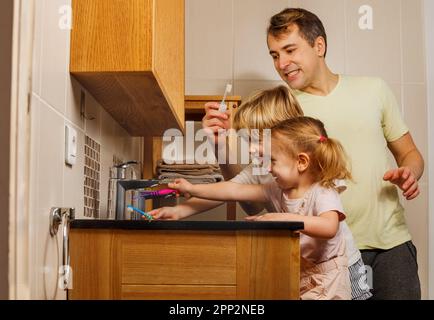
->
xmin=70 ymin=219 xmax=304 ymax=231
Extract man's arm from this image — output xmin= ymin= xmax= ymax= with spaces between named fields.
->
xmin=384 ymin=132 xmax=424 ymax=200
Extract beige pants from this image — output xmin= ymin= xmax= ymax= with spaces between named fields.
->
xmin=300 ymin=256 xmax=351 ymax=300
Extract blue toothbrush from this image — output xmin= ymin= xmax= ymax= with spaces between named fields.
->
xmin=127 ymin=205 xmax=153 ymax=221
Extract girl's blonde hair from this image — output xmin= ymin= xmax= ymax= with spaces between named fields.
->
xmin=233 ymin=85 xmax=303 ymax=131
xmin=272 ymin=117 xmax=352 ymax=188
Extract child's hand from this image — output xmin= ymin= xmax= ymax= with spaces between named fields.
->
xmin=168 ymin=178 xmax=193 ymax=199
xmin=148 ymin=206 xmax=183 ymax=220
xmin=245 ymin=213 xmax=296 ymax=221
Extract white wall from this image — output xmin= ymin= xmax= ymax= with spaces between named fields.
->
xmin=424 ymin=0 xmax=434 ymax=300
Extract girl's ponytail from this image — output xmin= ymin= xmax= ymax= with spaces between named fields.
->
xmin=314 ymin=136 xmax=352 ymax=188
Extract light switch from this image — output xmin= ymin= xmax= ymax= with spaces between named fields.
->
xmin=65 ymin=124 xmax=77 ymax=166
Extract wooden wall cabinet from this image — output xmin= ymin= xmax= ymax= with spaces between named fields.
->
xmin=70 ymin=0 xmax=185 ymax=136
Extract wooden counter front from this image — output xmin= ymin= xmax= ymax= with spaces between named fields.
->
xmin=69 ymin=225 xmax=300 ymax=300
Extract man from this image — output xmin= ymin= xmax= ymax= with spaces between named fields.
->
xmin=203 ymin=8 xmax=424 ymax=300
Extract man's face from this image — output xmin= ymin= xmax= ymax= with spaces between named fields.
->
xmin=267 ymin=26 xmax=323 ymax=91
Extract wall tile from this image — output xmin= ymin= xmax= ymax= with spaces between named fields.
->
xmin=233 ymin=0 xmax=288 ymax=81
xmin=28 ymin=95 xmax=41 ymax=299
xmin=31 ymin=97 xmax=65 ymax=299
xmin=63 ymin=121 xmax=85 ymax=218
xmin=84 ymin=92 xmax=101 ymax=143
xmin=401 ymin=0 xmax=426 ymax=84
xmin=233 ymin=79 xmax=286 ymax=99
xmin=40 ymin=0 xmax=71 ymax=114
xmin=99 ymin=145 xmax=113 ymax=219
xmin=345 ymin=0 xmax=402 ymax=83
xmin=29 ymin=0 xmax=144 ymax=299
xmin=292 ymin=0 xmax=346 ymax=74
xmin=32 ymin=0 xmax=45 ymax=95
xmin=114 ymin=123 xmax=131 ymax=162
xmin=186 ymin=78 xmax=235 ymax=96
xmin=185 ymin=0 xmax=233 ymax=94
xmin=65 ymin=77 xmax=85 ymax=130
xmin=388 ymin=82 xmax=403 ymax=113
xmin=402 ymin=182 xmax=428 ymax=299
xmin=403 ymin=84 xmax=428 ymax=180
xmin=100 ymin=108 xmax=117 ymax=156
xmin=126 ymin=137 xmax=143 ymax=165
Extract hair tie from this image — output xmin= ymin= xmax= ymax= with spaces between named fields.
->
xmin=318 ymin=135 xmax=327 ymax=143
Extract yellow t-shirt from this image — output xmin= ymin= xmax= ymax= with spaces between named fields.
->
xmin=294 ymin=75 xmax=411 ymax=250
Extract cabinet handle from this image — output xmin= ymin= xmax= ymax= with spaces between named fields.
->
xmin=49 ymin=207 xmax=75 ymax=290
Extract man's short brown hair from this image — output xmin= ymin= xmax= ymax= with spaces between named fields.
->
xmin=267 ymin=8 xmax=328 ymax=57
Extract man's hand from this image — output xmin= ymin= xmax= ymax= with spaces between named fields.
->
xmin=383 ymin=167 xmax=420 ymax=200
xmin=168 ymin=178 xmax=194 ymax=199
xmin=202 ymin=102 xmax=231 ymax=144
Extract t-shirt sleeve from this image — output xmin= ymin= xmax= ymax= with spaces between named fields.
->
xmin=231 ymin=164 xmax=259 ymax=184
xmin=379 ymin=78 xmax=409 ymax=142
xmin=314 ymin=187 xmax=346 ymax=221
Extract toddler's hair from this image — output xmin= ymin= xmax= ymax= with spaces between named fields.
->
xmin=233 ymin=85 xmax=303 ymax=131
xmin=272 ymin=116 xmax=352 ymax=188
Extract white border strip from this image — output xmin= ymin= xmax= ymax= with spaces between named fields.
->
xmin=424 ymin=0 xmax=434 ymax=300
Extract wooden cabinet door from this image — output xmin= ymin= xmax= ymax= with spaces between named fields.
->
xmin=70 ymin=0 xmax=185 ymax=136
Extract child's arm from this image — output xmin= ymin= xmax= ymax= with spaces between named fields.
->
xmin=168 ymin=178 xmax=267 ymax=202
xmin=149 ymin=197 xmax=224 ymax=220
xmin=246 ymin=211 xmax=340 ymax=239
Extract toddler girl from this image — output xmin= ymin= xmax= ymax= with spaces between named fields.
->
xmin=169 ymin=116 xmax=354 ymax=300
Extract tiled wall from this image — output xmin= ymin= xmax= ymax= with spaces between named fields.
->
xmin=185 ymin=0 xmax=429 ymax=298
xmin=29 ymin=0 xmax=143 ymax=299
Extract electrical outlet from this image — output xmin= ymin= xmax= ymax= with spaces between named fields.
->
xmin=65 ymin=124 xmax=77 ymax=165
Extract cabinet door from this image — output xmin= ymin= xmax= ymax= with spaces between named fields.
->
xmin=70 ymin=0 xmax=185 ymax=136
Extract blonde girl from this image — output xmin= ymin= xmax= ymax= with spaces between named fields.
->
xmin=168 ymin=117 xmax=353 ymax=300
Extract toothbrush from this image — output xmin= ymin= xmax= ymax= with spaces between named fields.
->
xmin=218 ymin=84 xmax=233 ymax=113
xmin=127 ymin=205 xmax=153 ymax=221
xmin=137 ymin=189 xmax=179 ymax=200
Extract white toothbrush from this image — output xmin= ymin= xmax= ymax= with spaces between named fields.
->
xmin=219 ymin=84 xmax=233 ymax=113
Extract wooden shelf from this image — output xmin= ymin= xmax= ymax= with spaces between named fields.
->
xmin=185 ymin=95 xmax=242 ymax=120
xmin=70 ymin=0 xmax=185 ymax=136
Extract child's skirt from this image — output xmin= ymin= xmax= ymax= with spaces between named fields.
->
xmin=300 ymin=255 xmax=351 ymax=300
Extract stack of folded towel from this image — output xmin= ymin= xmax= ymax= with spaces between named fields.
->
xmin=156 ymin=159 xmax=224 ymax=184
